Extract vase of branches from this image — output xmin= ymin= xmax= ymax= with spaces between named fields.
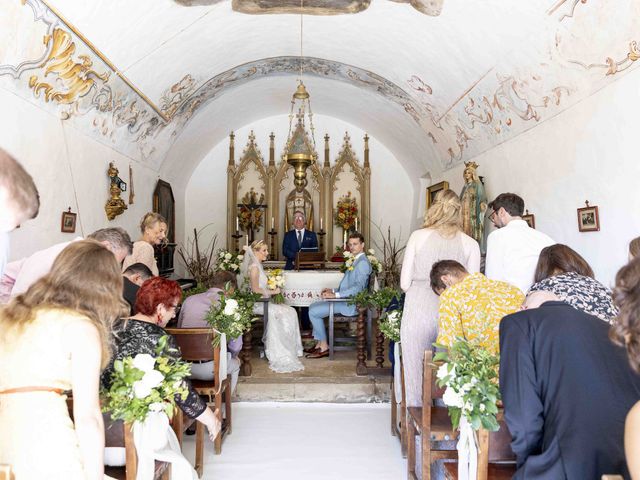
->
xmin=371 ymin=223 xmax=406 ymax=290
xmin=177 ymin=226 xmax=218 ymax=291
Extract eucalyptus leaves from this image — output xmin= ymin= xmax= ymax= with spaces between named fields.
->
xmin=434 ymin=337 xmax=501 ymax=432
xmin=101 ymin=335 xmax=191 ymax=424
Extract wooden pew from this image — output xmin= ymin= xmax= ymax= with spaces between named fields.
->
xmin=406 ymin=350 xmax=459 ymax=480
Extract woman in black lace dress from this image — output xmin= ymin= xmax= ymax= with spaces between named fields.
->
xmin=101 ymin=277 xmax=220 ymax=441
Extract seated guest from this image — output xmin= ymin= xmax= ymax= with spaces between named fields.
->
xmin=485 ymin=192 xmax=554 ymax=293
xmin=0 ymin=148 xmax=40 ymax=277
xmin=528 ymin=244 xmax=617 ymax=323
xmin=102 ymin=277 xmax=221 ymax=443
xmin=306 ymin=232 xmax=371 ymax=359
xmin=0 ymin=240 xmax=127 ymax=480
xmin=122 ymin=262 xmax=153 ymax=314
xmin=122 ymin=212 xmax=167 ymax=276
xmin=629 ymin=236 xmax=640 ymax=260
xmin=9 ymin=227 xmax=133 ymax=297
xmin=282 ymin=210 xmax=318 ymax=270
xmin=430 ymin=260 xmax=523 ymax=353
xmin=610 ymin=258 xmax=640 ymax=479
xmin=499 ymin=291 xmax=640 ymax=479
xmin=177 ymin=270 xmax=242 ymax=392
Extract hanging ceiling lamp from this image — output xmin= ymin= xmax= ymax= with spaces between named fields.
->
xmin=284 ymin=0 xmax=317 ymax=190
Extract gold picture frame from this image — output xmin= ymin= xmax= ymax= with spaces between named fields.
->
xmin=577 ymin=202 xmax=600 ymax=232
xmin=426 ymin=181 xmax=449 ymax=210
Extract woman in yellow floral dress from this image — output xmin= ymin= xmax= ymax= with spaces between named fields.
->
xmin=0 ymin=240 xmax=127 ymax=480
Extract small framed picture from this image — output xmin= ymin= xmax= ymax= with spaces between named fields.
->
xmin=61 ymin=208 xmax=77 ymax=233
xmin=426 ymin=181 xmax=449 ymax=210
xmin=522 ymin=210 xmax=535 ymax=229
xmin=577 ymin=203 xmax=599 ymax=232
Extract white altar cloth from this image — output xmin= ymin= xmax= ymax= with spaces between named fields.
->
xmin=282 ymin=270 xmax=344 ymax=307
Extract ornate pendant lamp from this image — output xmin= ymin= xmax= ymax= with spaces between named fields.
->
xmin=284 ymin=0 xmax=317 ymax=189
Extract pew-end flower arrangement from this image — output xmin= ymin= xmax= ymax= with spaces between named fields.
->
xmin=266 ymin=268 xmax=285 ymax=304
xmin=101 ymin=335 xmax=191 ymax=423
xmin=378 ymin=309 xmax=402 ymax=342
xmin=433 ymin=337 xmax=501 ymax=432
xmin=205 ymin=288 xmax=261 ymax=346
xmin=216 ymin=249 xmax=244 ymax=273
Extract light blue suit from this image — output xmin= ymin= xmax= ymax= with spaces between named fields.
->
xmin=308 ymin=254 xmax=372 ymax=341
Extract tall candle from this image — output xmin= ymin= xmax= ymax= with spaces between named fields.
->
xmin=271 ymin=217 xmax=274 ymax=229
xmin=355 ymin=218 xmax=359 ymax=231
xmin=320 ymin=217 xmax=323 ymax=230
xmin=236 ymin=217 xmax=239 ymax=231
xmin=245 ymin=234 xmax=249 ymax=246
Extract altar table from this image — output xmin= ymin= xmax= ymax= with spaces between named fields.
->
xmin=281 ymin=270 xmax=344 ymax=307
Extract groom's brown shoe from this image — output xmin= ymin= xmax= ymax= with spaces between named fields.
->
xmin=306 ymin=349 xmax=329 ymax=359
xmin=303 ymin=344 xmax=319 ymax=354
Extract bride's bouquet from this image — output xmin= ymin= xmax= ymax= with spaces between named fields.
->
xmin=266 ymin=268 xmax=286 ymax=304
xmin=101 ymin=335 xmax=191 ymax=423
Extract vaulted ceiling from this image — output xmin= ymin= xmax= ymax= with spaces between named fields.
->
xmin=2 ymin=0 xmax=638 ymax=185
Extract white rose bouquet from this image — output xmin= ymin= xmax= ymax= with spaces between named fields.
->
xmin=266 ymin=268 xmax=286 ymax=304
xmin=366 ymin=248 xmax=383 ymax=274
xmin=434 ymin=337 xmax=501 ymax=431
xmin=101 ymin=335 xmax=191 ymax=423
xmin=216 ymin=249 xmax=244 ymax=273
xmin=378 ymin=309 xmax=402 ymax=342
xmin=205 ymin=289 xmax=261 ymax=345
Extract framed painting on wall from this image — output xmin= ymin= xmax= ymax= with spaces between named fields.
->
xmin=522 ymin=209 xmax=535 ymax=229
xmin=426 ymin=181 xmax=449 ymax=210
xmin=61 ymin=208 xmax=77 ymax=233
xmin=577 ymin=201 xmax=600 ymax=232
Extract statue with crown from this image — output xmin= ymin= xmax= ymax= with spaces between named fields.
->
xmin=460 ymin=161 xmax=488 ymax=253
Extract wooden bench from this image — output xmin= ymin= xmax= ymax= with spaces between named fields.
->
xmin=166 ymin=327 xmax=232 ymax=461
xmin=407 ymin=350 xmax=459 ymax=480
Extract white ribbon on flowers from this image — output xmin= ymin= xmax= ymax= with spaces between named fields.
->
xmin=217 ymin=331 xmax=228 ymax=387
xmin=393 ymin=342 xmax=402 ymax=407
xmin=456 ymin=416 xmax=478 ymax=480
xmin=132 ymin=410 xmax=198 ymax=480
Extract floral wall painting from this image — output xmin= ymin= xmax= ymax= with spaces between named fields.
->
xmin=577 ymin=201 xmax=600 ymax=232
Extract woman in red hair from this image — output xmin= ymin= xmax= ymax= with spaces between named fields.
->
xmin=101 ymin=277 xmax=220 ymax=441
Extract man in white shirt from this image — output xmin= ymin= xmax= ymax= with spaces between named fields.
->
xmin=485 ymin=193 xmax=554 ymax=293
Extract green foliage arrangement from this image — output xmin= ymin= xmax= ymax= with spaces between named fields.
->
xmin=378 ymin=309 xmax=402 ymax=342
xmin=348 ymin=287 xmax=399 ymax=313
xmin=101 ymin=336 xmax=191 ymax=424
xmin=205 ymin=289 xmax=261 ymax=346
xmin=434 ymin=337 xmax=501 ymax=432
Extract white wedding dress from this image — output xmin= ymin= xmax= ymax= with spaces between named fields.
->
xmin=241 ymin=251 xmax=304 ymax=373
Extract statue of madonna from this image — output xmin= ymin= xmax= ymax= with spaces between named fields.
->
xmin=460 ymin=162 xmax=488 ymax=253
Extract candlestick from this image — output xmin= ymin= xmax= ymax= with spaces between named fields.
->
xmin=236 ymin=217 xmax=239 ymax=231
xmin=271 ymin=216 xmax=274 ymax=229
xmin=320 ymin=217 xmax=323 ymax=230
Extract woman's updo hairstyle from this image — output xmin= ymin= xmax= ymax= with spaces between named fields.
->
xmin=422 ymin=189 xmax=463 ymax=237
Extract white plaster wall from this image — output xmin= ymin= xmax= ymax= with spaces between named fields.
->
xmin=184 ymin=114 xmax=414 ymax=267
xmin=434 ymin=65 xmax=640 ymax=286
xmin=0 ymin=86 xmax=161 ymax=262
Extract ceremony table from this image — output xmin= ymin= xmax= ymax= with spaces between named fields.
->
xmin=281 ymin=270 xmax=344 ymax=307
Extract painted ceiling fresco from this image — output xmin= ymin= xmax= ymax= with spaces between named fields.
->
xmin=0 ymin=0 xmax=638 ymax=175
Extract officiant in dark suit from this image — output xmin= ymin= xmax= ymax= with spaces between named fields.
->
xmin=282 ymin=210 xmax=318 ymax=335
xmin=282 ymin=210 xmax=318 ymax=270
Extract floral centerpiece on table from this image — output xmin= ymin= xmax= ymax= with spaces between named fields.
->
xmin=266 ymin=268 xmax=285 ymax=304
xmin=334 ymin=192 xmax=358 ymax=230
xmin=101 ymin=336 xmax=191 ymax=423
xmin=216 ymin=249 xmax=244 ymax=273
xmin=378 ymin=309 xmax=402 ymax=342
xmin=205 ymin=289 xmax=261 ymax=346
xmin=434 ymin=337 xmax=501 ymax=432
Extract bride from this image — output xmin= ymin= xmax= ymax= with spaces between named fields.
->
xmin=239 ymin=240 xmax=304 ymax=373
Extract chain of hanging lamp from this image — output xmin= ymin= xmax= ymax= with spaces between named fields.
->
xmin=286 ymin=0 xmax=316 ymax=156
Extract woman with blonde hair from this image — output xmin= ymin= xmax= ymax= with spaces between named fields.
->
xmin=239 ymin=240 xmax=304 ymax=373
xmin=399 ymin=189 xmax=480 ymax=406
xmin=0 ymin=240 xmax=128 ymax=480
xmin=122 ymin=212 xmax=167 ymax=276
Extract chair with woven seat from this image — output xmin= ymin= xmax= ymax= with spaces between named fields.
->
xmin=326 ymin=272 xmax=376 ymax=360
xmin=407 ymin=349 xmax=459 ymax=480
xmin=166 ymin=327 xmax=232 ymax=460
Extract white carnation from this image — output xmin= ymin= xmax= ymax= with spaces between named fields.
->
xmin=224 ymin=299 xmax=239 ymax=315
xmin=142 ymin=369 xmax=164 ymax=390
xmin=225 ymin=253 xmax=232 ymax=260
xmin=442 ymin=387 xmax=464 ymax=409
xmin=132 ymin=353 xmax=156 ymax=373
xmin=133 ymin=380 xmax=152 ymax=399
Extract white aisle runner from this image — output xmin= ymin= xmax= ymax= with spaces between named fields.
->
xmin=183 ymin=402 xmax=406 ymax=480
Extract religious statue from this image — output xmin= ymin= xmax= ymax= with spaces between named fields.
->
xmin=460 ymin=161 xmax=488 ymax=253
xmin=105 ymin=162 xmax=127 ymax=221
xmin=285 ymin=186 xmax=313 ymax=231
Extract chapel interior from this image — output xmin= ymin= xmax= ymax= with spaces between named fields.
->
xmin=1 ymin=0 xmax=640 ymax=479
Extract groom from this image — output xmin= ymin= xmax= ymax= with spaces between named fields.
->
xmin=305 ymin=232 xmax=371 ymax=359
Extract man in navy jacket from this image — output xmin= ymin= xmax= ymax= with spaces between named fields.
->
xmin=282 ymin=210 xmax=318 ymax=270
